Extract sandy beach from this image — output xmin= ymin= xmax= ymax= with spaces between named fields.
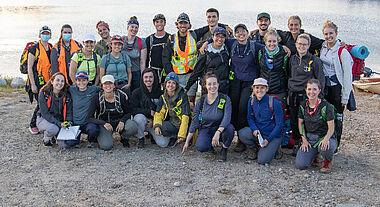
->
xmin=0 ymin=90 xmax=379 ymax=206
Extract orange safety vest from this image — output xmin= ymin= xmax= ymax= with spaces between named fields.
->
xmin=53 ymin=39 xmax=81 ymax=83
xmin=45 ymin=92 xmax=67 ymax=121
xmin=171 ymin=31 xmax=197 ymax=74
xmin=36 ymin=41 xmax=52 ymax=83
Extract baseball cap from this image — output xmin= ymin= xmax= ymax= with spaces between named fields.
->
xmin=111 ymin=35 xmax=123 ymax=44
xmin=252 ymin=78 xmax=268 ymax=87
xmin=257 ymin=12 xmax=271 ymax=20
xmin=234 ymin=23 xmax=248 ymax=32
xmin=213 ymin=27 xmax=227 ymax=36
xmin=153 ymin=13 xmax=166 ymax=22
xmin=101 ymin=75 xmax=115 ymax=84
xmin=75 ymin=71 xmax=88 ymax=79
xmin=83 ymin=33 xmax=96 ymax=42
xmin=164 ymin=72 xmax=179 ymax=84
xmin=177 ymin=12 xmax=190 ymax=23
xmin=40 ymin=25 xmax=51 ymax=34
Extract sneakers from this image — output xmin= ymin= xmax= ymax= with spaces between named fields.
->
xmin=274 ymin=146 xmax=283 ymax=160
xmin=219 ymin=147 xmax=228 ymax=162
xmin=87 ymin=142 xmax=94 ymax=148
xmin=312 ymin=153 xmax=321 ymax=167
xmin=138 ymin=138 xmax=145 ymax=149
xmin=234 ymin=141 xmax=247 ymax=153
xmin=29 ymin=127 xmax=39 ymax=135
xmin=247 ymin=146 xmax=258 ymax=160
xmin=43 ymin=140 xmax=52 ymax=146
xmin=121 ymin=139 xmax=130 ymax=148
xmin=320 ymin=160 xmax=333 ymax=173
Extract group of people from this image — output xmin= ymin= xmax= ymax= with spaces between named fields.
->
xmin=25 ymin=8 xmax=355 ymax=173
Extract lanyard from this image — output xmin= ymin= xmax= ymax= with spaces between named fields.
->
xmin=306 ymin=98 xmax=320 ymax=116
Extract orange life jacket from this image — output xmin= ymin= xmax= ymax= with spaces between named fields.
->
xmin=45 ymin=92 xmax=67 ymax=121
xmin=53 ymin=39 xmax=81 ymax=83
xmin=36 ymin=41 xmax=52 ymax=83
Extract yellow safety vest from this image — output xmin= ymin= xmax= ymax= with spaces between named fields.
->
xmin=171 ymin=31 xmax=197 ymax=74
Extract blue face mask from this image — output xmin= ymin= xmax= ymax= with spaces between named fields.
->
xmin=41 ymin=34 xmax=51 ymax=42
xmin=62 ymin=34 xmax=72 ymax=41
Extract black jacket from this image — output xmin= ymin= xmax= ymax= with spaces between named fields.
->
xmin=258 ymin=47 xmax=288 ymax=94
xmin=38 ymin=90 xmax=73 ymax=126
xmin=278 ymin=29 xmax=324 ymax=56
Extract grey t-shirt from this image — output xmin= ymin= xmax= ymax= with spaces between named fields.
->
xmin=69 ymin=85 xmax=100 ymax=125
xmin=99 ymin=53 xmax=132 ymax=82
xmin=122 ymin=37 xmax=147 ymax=72
xmin=189 ymin=94 xmax=232 ymax=133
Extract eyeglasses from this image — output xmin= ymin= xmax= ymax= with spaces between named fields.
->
xmin=296 ymin=42 xmax=309 ymax=47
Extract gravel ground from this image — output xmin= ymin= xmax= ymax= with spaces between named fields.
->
xmin=0 ymin=91 xmax=379 ymax=207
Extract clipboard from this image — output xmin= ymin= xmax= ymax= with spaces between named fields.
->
xmin=57 ymin=126 xmax=81 ymax=141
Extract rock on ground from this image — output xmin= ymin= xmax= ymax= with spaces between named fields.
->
xmin=0 ymin=91 xmax=379 ymax=206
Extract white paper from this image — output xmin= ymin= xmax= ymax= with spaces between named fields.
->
xmin=57 ymin=126 xmax=81 ymax=140
xmin=258 ymin=134 xmax=264 ymax=148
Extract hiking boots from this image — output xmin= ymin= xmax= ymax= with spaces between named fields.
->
xmin=138 ymin=138 xmax=145 ymax=149
xmin=234 ymin=141 xmax=247 ymax=153
xmin=275 ymin=146 xmax=283 ymax=159
xmin=168 ymin=137 xmax=177 ymax=147
xmin=146 ymin=133 xmax=156 ymax=145
xmin=320 ymin=160 xmax=333 ymax=173
xmin=247 ymin=146 xmax=258 ymax=160
xmin=87 ymin=142 xmax=94 ymax=148
xmin=29 ymin=126 xmax=39 ymax=135
xmin=312 ymin=153 xmax=321 ymax=167
xmin=219 ymin=147 xmax=228 ymax=162
xmin=43 ymin=140 xmax=52 ymax=146
xmin=121 ymin=139 xmax=130 ymax=148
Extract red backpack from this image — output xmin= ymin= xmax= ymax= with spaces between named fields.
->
xmin=338 ymin=45 xmax=365 ymax=77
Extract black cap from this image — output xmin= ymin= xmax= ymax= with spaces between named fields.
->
xmin=177 ymin=12 xmax=190 ymax=23
xmin=234 ymin=24 xmax=248 ymax=32
xmin=257 ymin=12 xmax=271 ymax=20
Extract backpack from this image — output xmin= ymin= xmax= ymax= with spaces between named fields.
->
xmin=97 ymin=89 xmax=124 ymax=119
xmin=198 ymin=94 xmax=227 ymax=127
xmin=231 ymin=40 xmax=257 ymax=63
xmin=299 ymin=100 xmax=338 ymax=148
xmin=338 ymin=44 xmax=366 ymax=77
xmin=20 ymin=41 xmax=38 ymax=74
xmin=104 ymin=53 xmax=129 ymax=72
xmin=250 ymin=94 xmax=286 ymax=121
xmin=76 ymin=49 xmax=98 ymax=69
xmin=44 ymin=92 xmax=69 ymax=121
xmin=122 ymin=36 xmax=142 ymax=53
xmin=56 ymin=40 xmax=81 ymax=58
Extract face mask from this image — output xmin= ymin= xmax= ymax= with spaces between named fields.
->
xmin=41 ymin=34 xmax=51 ymax=42
xmin=62 ymin=34 xmax=72 ymax=41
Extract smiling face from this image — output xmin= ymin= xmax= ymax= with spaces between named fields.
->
xmin=111 ymin=42 xmax=123 ymax=53
xmin=253 ymin=85 xmax=268 ymax=100
xmin=235 ymin=27 xmax=248 ymax=43
xmin=177 ymin=21 xmax=190 ymax=34
xmin=257 ymin=17 xmax=271 ymax=31
xmin=206 ymin=77 xmax=219 ymax=95
xmin=206 ymin=12 xmax=219 ymax=27
xmin=52 ymin=74 xmax=65 ymax=91
xmin=154 ymin=19 xmax=166 ymax=32
xmin=212 ymin=33 xmax=226 ymax=48
xmin=97 ymin=26 xmax=110 ymax=39
xmin=102 ymin=81 xmax=115 ymax=93
xmin=165 ymin=80 xmax=177 ymax=93
xmin=305 ymin=82 xmax=321 ymax=101
xmin=83 ymin=40 xmax=95 ymax=52
xmin=143 ymin=71 xmax=154 ymax=88
xmin=296 ymin=37 xmax=310 ymax=56
xmin=128 ymin=24 xmax=139 ymax=37
xmin=323 ymin=27 xmax=337 ymax=45
xmin=288 ymin=19 xmax=301 ymax=35
xmin=265 ymin=34 xmax=278 ymax=51
xmin=76 ymin=78 xmax=89 ymax=91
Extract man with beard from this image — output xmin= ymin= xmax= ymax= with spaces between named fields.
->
xmin=250 ymin=12 xmax=271 ymax=44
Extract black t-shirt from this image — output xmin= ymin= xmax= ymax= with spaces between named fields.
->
xmin=28 ymin=43 xmax=52 ymax=64
xmin=298 ymin=99 xmax=334 ymax=137
xmin=146 ymin=33 xmax=169 ymax=69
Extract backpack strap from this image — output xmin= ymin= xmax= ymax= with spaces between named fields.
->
xmin=258 ymin=49 xmax=262 ymax=71
xmin=137 ymin=37 xmax=142 ymax=53
xmin=76 ymin=49 xmax=84 ymax=68
xmin=338 ymin=46 xmax=344 ymax=65
xmin=198 ymin=95 xmax=206 ymax=122
xmin=268 ymin=95 xmax=274 ymax=118
xmin=104 ymin=53 xmax=111 ymax=72
xmin=230 ymin=40 xmax=238 ymax=58
xmin=249 ymin=41 xmax=257 ymax=64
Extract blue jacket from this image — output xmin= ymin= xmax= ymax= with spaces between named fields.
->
xmin=247 ymin=94 xmax=283 ymax=142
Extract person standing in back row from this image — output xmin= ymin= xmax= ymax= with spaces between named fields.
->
xmin=146 ymin=14 xmax=170 ymax=84
xmin=94 ymin=21 xmax=111 ymax=58
xmin=122 ymin=16 xmax=147 ymax=92
xmin=26 ymin=26 xmax=53 ymax=135
xmin=51 ymin=24 xmax=82 ymax=85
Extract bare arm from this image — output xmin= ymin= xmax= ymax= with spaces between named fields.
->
xmin=27 ymin=53 xmax=37 ymax=93
xmin=99 ymin=67 xmax=105 ymax=80
xmin=94 ymin=65 xmax=100 ymax=86
xmin=125 ymin=67 xmax=132 ymax=89
xmin=140 ymin=48 xmax=147 ymax=73
xmin=69 ymin=59 xmax=78 ymax=85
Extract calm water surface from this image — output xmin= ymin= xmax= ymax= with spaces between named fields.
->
xmin=1 ymin=0 xmax=379 ymax=77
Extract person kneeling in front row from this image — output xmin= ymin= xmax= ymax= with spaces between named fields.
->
xmin=295 ymin=79 xmax=336 ymax=173
xmin=238 ymin=78 xmax=284 ymax=165
xmin=182 ymin=72 xmax=234 ymax=162
xmin=86 ymin=75 xmax=137 ymax=150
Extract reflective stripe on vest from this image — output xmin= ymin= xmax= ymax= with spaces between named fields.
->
xmin=171 ymin=31 xmax=197 ymax=74
xmin=53 ymin=39 xmax=81 ymax=84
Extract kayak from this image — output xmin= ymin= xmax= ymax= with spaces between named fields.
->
xmin=353 ymin=78 xmax=380 ymax=94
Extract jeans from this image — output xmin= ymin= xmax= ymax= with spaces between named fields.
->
xmin=134 ymin=113 xmax=172 ymax=148
xmin=195 ymin=124 xmax=235 ymax=152
xmin=130 ymin=71 xmax=141 ymax=93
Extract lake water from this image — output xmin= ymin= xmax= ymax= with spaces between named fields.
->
xmin=1 ymin=0 xmax=380 ymax=77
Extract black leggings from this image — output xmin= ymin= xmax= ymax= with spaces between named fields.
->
xmin=229 ymin=78 xmax=253 ymax=131
xmin=325 ymin=84 xmax=344 ymax=147
xmin=288 ymin=91 xmax=307 ymax=146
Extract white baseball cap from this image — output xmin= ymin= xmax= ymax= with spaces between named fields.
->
xmin=83 ymin=33 xmax=96 ymax=42
xmin=101 ymin=75 xmax=115 ymax=84
xmin=252 ymin=78 xmax=268 ymax=87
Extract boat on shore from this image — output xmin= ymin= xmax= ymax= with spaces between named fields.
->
xmin=353 ymin=77 xmax=380 ymax=94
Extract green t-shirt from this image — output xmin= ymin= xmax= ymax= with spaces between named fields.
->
xmin=71 ymin=52 xmax=101 ymax=81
